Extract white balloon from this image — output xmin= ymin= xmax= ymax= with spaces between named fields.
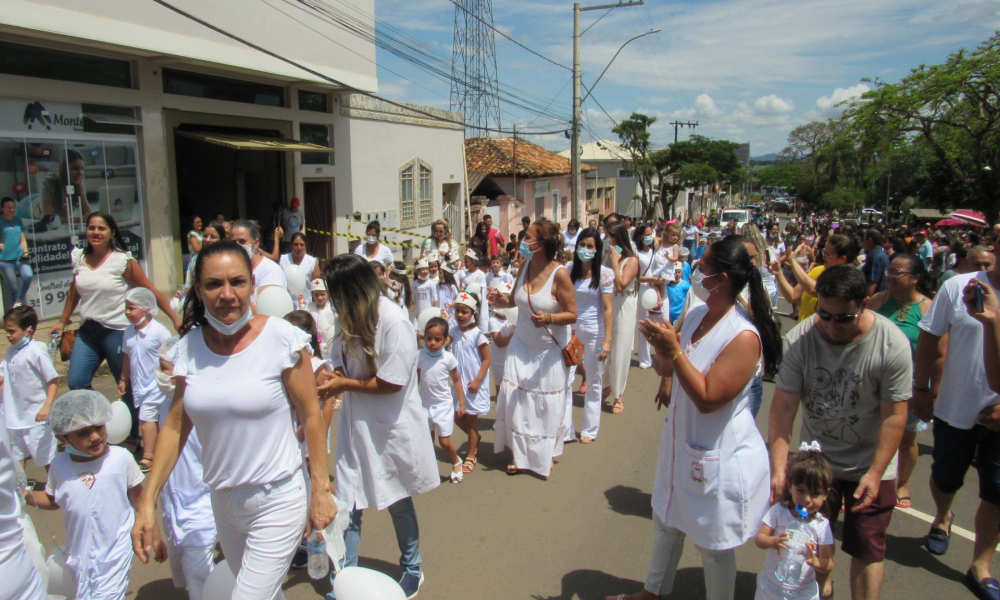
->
xmin=333 ymin=566 xmax=406 ymax=600
xmin=284 ymin=265 xmax=308 ymax=296
xmin=46 ymin=546 xmax=75 ymax=598
xmin=106 ymin=400 xmax=132 ymax=445
xmin=202 ymin=559 xmax=233 ymax=599
xmin=256 ymin=286 xmax=295 ymax=317
xmin=506 ymin=306 xmax=518 ymax=324
xmin=417 ymin=307 xmax=442 ymax=333
xmin=641 ymin=288 xmax=660 ymax=310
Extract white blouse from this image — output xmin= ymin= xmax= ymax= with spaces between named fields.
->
xmin=173 ymin=318 xmax=310 ymax=489
xmin=71 ymin=248 xmax=132 ymax=330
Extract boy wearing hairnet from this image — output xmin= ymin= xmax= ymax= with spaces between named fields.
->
xmin=118 ymin=288 xmax=171 ymax=473
xmin=25 ymin=390 xmax=166 ymax=599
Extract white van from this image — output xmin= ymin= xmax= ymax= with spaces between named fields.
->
xmin=720 ymin=208 xmax=751 ymax=224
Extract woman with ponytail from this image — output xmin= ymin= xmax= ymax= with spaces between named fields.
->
xmin=608 ymin=237 xmax=780 ymax=600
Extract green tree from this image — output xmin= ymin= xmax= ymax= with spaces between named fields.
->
xmin=758 ymin=163 xmax=802 ymax=190
xmin=841 ymin=32 xmax=1000 ymax=217
xmin=612 ymin=113 xmax=657 ymax=217
xmin=651 ymin=135 xmax=742 ymax=219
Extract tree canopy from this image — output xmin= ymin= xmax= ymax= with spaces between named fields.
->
xmin=651 ymin=135 xmax=742 ymax=219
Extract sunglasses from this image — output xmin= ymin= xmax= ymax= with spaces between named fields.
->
xmin=816 ymin=308 xmax=859 ymax=324
xmin=885 ymin=269 xmax=914 ymax=278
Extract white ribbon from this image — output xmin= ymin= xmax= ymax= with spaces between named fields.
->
xmin=798 ymin=440 xmax=822 ymax=453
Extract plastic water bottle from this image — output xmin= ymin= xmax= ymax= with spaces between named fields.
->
xmin=774 ymin=505 xmax=811 ymax=585
xmin=306 ymin=532 xmax=329 ymax=580
xmin=596 ymin=356 xmax=606 ymax=378
xmin=48 ymin=333 xmax=59 ymax=361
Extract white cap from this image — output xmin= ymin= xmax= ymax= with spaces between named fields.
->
xmin=311 ymin=278 xmax=327 ymax=292
xmin=454 ymin=291 xmax=478 ymax=311
xmin=416 ymin=258 xmax=429 ymax=269
xmin=426 ymin=252 xmax=440 ymax=263
xmin=388 ymin=279 xmax=403 ymax=292
xmin=496 ymin=282 xmax=513 ymax=294
xmin=466 ymin=282 xmax=482 ymax=296
xmin=465 ymin=249 xmax=479 ymax=260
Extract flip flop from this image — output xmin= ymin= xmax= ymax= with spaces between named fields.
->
xmin=462 ymin=457 xmax=477 ymax=474
xmin=926 ymin=511 xmax=954 ymax=555
xmin=612 ymin=399 xmax=624 ymax=414
xmin=965 ymin=569 xmax=1000 ymax=600
xmin=895 ymin=495 xmax=912 ymax=509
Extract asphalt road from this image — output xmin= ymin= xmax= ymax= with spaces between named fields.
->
xmin=20 ymin=306 xmax=994 ymax=600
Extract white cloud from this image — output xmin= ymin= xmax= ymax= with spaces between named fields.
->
xmin=694 ymin=94 xmax=723 ymax=117
xmin=814 ymin=84 xmax=871 ymax=113
xmin=753 ymin=94 xmax=794 ymax=115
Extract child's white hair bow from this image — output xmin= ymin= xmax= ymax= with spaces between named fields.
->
xmin=798 ymin=440 xmax=822 ymax=452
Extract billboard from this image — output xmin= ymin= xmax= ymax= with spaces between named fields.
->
xmin=0 ymin=99 xmax=145 ymax=319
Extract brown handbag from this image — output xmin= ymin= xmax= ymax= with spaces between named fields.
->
xmin=59 ymin=329 xmax=76 ymax=362
xmin=526 ymin=278 xmax=585 ymax=367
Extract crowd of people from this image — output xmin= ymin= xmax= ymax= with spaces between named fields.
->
xmin=1 ymin=204 xmax=1000 ymax=600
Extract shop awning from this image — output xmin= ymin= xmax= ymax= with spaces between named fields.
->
xmin=175 ymin=130 xmax=334 ymax=152
xmin=84 ymin=113 xmax=144 ymax=126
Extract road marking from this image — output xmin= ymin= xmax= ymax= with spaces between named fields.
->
xmin=897 ymin=505 xmax=1000 ymax=549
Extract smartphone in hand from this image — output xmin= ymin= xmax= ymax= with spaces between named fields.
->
xmin=974 ymin=284 xmax=985 ymax=313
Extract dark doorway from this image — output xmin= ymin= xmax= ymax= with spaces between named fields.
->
xmin=304 ymin=180 xmax=334 ymax=259
xmin=174 ymin=126 xmax=285 ymax=244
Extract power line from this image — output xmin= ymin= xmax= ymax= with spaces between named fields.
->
xmin=447 ymin=0 xmax=572 ymax=72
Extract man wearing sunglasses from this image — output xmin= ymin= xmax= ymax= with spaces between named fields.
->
xmin=769 ymin=266 xmax=911 ymax=600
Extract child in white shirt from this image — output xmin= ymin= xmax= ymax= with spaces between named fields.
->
xmin=118 ymin=288 xmax=171 ymax=473
xmin=26 ymin=390 xmax=162 ymax=599
xmin=487 ymin=283 xmax=516 ymax=395
xmin=0 ymin=305 xmax=59 ymax=472
xmin=438 ymin=265 xmax=460 ymax=320
xmin=305 ymin=277 xmax=338 ymax=354
xmin=449 ymin=292 xmax=490 ymax=477
xmin=154 ymin=336 xmax=217 ymax=600
xmin=411 ymin=258 xmax=439 ymax=334
xmin=754 ymin=443 xmax=835 ymax=600
xmin=486 ymin=255 xmax=514 ymax=290
xmin=426 ymin=251 xmax=441 ymax=284
xmin=417 ymin=317 xmax=466 ymax=483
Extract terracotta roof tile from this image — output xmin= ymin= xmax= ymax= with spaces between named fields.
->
xmin=466 ymin=137 xmax=595 ymax=178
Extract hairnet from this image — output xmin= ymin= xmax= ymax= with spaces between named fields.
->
xmin=158 ymin=335 xmax=180 ymax=362
xmin=125 ymin=287 xmax=158 ymax=316
xmin=49 ymin=390 xmax=113 ymax=435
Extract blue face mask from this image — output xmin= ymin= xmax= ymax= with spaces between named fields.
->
xmin=66 ymin=445 xmax=94 ymax=458
xmin=643 ymin=236 xmax=654 ymax=246
xmin=426 ymin=347 xmax=444 ymax=357
xmin=576 ymin=247 xmax=595 ymax=262
xmin=615 ymin=245 xmax=623 ymax=255
xmin=519 ymin=240 xmax=535 ymax=261
xmin=12 ymin=335 xmax=31 ymax=350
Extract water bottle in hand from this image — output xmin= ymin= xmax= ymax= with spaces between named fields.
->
xmin=48 ymin=333 xmax=59 ymax=360
xmin=774 ymin=505 xmax=811 ymax=585
xmin=306 ymin=531 xmax=329 ymax=580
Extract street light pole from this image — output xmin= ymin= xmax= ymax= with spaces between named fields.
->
xmin=571 ymin=0 xmax=645 ymax=221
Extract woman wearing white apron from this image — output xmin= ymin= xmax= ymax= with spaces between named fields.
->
xmin=633 ymin=223 xmax=658 ymax=369
xmin=607 ymin=237 xmax=783 ymax=600
xmin=606 ymin=221 xmax=639 ymax=415
xmin=318 ymin=254 xmax=440 ymax=600
xmin=489 ymin=218 xmax=577 ymax=477
xmin=568 ymin=228 xmax=613 ymax=443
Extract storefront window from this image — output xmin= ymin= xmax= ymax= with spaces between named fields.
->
xmin=0 ymin=41 xmax=133 ymax=89
xmin=163 ymin=68 xmax=285 ymax=107
xmin=298 ymin=90 xmax=329 ymax=113
xmin=299 ymin=123 xmax=331 ymax=165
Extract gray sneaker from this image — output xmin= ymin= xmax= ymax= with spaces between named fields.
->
xmin=399 ymin=572 xmax=424 ymax=599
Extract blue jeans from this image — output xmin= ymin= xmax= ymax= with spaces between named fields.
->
xmin=0 ymin=259 xmax=33 ymax=305
xmin=68 ymin=319 xmax=137 ymax=438
xmin=683 ymin=239 xmax=696 ymax=262
xmin=330 ymin=496 xmax=422 ymax=590
xmin=748 ymin=373 xmax=763 ymax=419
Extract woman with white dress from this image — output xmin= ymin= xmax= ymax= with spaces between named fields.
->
xmin=634 ymin=223 xmax=658 ymax=369
xmin=488 ymin=218 xmax=577 ymax=477
xmin=606 ymin=220 xmax=639 ymax=415
xmin=132 ymin=241 xmax=336 ymax=600
xmin=569 ymin=228 xmax=613 ymax=443
xmin=318 ymin=253 xmax=439 ymax=600
xmin=606 ymin=237 xmax=782 ymax=600
xmin=277 ymin=232 xmax=321 ymax=304
xmin=354 ymin=220 xmax=395 ymax=266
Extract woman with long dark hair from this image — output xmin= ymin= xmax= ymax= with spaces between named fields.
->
xmin=317 ymin=253 xmax=438 ymax=598
xmin=610 ymin=237 xmax=781 ymax=600
xmin=866 ymin=253 xmax=934 ymax=510
xmin=52 ymin=212 xmax=181 ymax=438
xmin=132 ymin=241 xmax=334 ymax=600
xmin=634 ymin=222 xmax=658 ymax=369
xmin=471 ymin=221 xmax=489 ymax=259
xmin=39 ymin=148 xmax=92 ymax=231
xmin=606 ymin=220 xmax=639 ymax=414
xmin=569 ymin=227 xmax=613 ymax=443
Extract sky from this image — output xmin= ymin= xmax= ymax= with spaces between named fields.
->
xmin=367 ymin=0 xmax=1000 ymax=156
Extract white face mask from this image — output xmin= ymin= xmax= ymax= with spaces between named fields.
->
xmin=239 ymin=243 xmax=254 ymax=259
xmin=418 ymin=274 xmax=428 ymax=281
xmin=689 ymin=268 xmax=720 ymax=302
xmin=387 ymin=288 xmax=398 ymax=300
xmin=366 ymin=235 xmax=378 ymax=244
xmin=205 ymin=306 xmax=253 ymax=335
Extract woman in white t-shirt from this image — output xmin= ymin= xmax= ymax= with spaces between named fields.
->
xmin=277 ymin=232 xmax=321 ymax=304
xmin=318 ymin=253 xmax=439 ymax=598
xmin=230 ymin=220 xmax=288 ymax=303
xmin=52 ymin=212 xmax=181 ymax=439
xmin=354 ymin=220 xmax=395 ymax=266
xmin=420 ymin=219 xmax=459 ymax=264
xmin=131 ymin=241 xmax=335 ymax=600
xmin=681 ymin=218 xmax=700 ymax=260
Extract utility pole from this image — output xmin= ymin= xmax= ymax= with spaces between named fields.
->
xmin=669 ymin=120 xmax=699 ymax=143
xmin=572 ymin=1 xmax=645 ymax=221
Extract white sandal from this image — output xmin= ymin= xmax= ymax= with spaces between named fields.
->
xmin=450 ymin=462 xmax=463 ymax=483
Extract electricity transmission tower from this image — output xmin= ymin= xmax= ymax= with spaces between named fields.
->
xmin=450 ymin=0 xmax=501 ymax=137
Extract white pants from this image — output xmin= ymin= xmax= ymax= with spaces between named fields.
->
xmin=563 ymin=364 xmax=577 ymax=442
xmin=211 ymin=471 xmax=308 ymax=600
xmin=645 ymin=513 xmax=737 ymax=600
xmin=578 ymin=328 xmax=604 ymax=440
xmin=167 ymin=541 xmax=215 ymax=600
xmin=0 ymin=543 xmax=46 ymax=600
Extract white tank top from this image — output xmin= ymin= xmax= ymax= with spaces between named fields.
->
xmin=514 ymin=264 xmax=569 ymax=349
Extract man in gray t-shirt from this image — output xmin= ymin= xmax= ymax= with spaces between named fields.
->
xmin=769 ymin=266 xmax=910 ymax=600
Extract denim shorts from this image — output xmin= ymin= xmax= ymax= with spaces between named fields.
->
xmin=931 ymin=417 xmax=1000 ymax=505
